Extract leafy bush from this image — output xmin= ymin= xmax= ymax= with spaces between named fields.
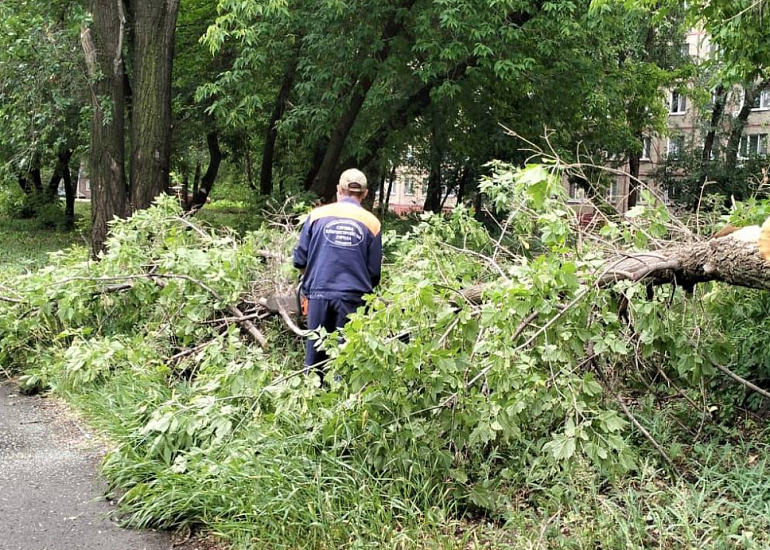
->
xmin=0 ymin=184 xmax=29 ymax=218
xmin=0 ymin=185 xmax=66 ymax=228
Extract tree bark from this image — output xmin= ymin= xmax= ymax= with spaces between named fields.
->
xmin=28 ymin=153 xmax=43 ymax=193
xmin=456 ymin=164 xmax=472 ymax=203
xmin=59 ymin=150 xmax=76 ymax=229
xmin=309 ymin=75 xmax=377 ymax=201
xmin=244 ymin=146 xmax=255 ymax=190
xmin=261 ymin=54 xmax=298 ymax=197
xmin=82 ymin=2 xmax=129 ymax=257
xmin=627 ymin=148 xmax=640 ymax=210
xmin=129 ymin=0 xmax=180 ymax=210
xmin=338 ymin=84 xmax=435 ymax=175
xmin=702 ymin=85 xmax=726 ymax=163
xmin=192 ymin=158 xmax=202 ymax=200
xmin=597 ymin=231 xmax=770 ymax=291
xmin=377 ymin=172 xmax=386 ymax=212
xmin=726 ymin=80 xmax=770 ymax=171
xmin=302 ymin=144 xmax=327 ymax=192
xmin=47 ymin=170 xmax=62 ymax=198
xmin=17 ymin=173 xmax=29 ymax=194
xmin=339 ymin=61 xmax=474 ymax=175
xmin=440 ymin=164 xmax=461 ymax=210
xmin=423 ymin=112 xmax=446 ymax=213
xmin=382 ymin=164 xmax=396 ymax=215
xmin=192 ymin=131 xmax=222 ymax=208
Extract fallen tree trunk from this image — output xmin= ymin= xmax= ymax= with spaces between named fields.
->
xmin=598 ymin=225 xmax=770 ymax=291
xmin=461 ymin=221 xmax=770 ymax=304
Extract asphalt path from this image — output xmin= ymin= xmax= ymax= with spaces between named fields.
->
xmin=0 ymin=381 xmax=173 ymax=550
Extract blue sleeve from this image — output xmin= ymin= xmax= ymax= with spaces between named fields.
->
xmin=368 ymin=232 xmax=382 ymax=287
xmin=293 ymin=220 xmax=311 ymax=269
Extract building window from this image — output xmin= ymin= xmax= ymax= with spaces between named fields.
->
xmin=568 ymin=181 xmax=586 ymax=202
xmin=641 ymin=136 xmax=652 ymax=161
xmin=669 ymin=91 xmax=686 ymax=114
xmin=752 ymin=89 xmax=770 ymax=110
xmin=608 ymin=179 xmax=622 ymax=202
xmin=404 ymin=176 xmax=415 ymax=195
xmin=680 ymin=42 xmax=690 ymax=57
xmin=739 ymin=134 xmax=768 ymax=158
xmin=667 ymin=136 xmax=685 ymax=159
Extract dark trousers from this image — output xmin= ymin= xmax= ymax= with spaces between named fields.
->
xmin=305 ymin=297 xmax=363 ymax=373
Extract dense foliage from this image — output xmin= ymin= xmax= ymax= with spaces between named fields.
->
xmin=2 ymin=164 xmax=770 ymax=547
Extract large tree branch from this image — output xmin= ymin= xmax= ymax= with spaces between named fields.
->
xmin=598 ymin=229 xmax=770 ymax=290
xmin=461 ymin=223 xmax=770 ymax=305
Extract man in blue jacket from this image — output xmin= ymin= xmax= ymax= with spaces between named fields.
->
xmin=293 ymin=168 xmax=382 ymax=376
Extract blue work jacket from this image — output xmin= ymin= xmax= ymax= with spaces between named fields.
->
xmin=293 ymin=197 xmax=382 ymax=301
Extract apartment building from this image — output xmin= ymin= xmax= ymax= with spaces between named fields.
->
xmin=377 ymin=164 xmax=458 ymax=215
xmin=569 ymin=28 xmax=770 ymax=214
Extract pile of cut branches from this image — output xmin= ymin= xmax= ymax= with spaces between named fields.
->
xmin=1 ymin=167 xmax=770 ymax=547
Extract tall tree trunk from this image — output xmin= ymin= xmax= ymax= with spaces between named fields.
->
xmin=726 ymin=80 xmax=770 ymax=171
xmin=362 ymin=165 xmax=381 ymax=211
xmin=261 ymin=54 xmax=298 ymax=196
xmin=423 ymin=113 xmax=445 ymax=213
xmin=192 ymin=158 xmax=202 ymax=199
xmin=192 ymin=131 xmax=222 ymax=208
xmin=181 ymin=171 xmax=190 ymax=207
xmin=59 ymin=151 xmax=75 ymax=230
xmin=82 ymin=2 xmax=129 ymax=256
xmin=47 ymin=155 xmax=65 ymax=198
xmin=702 ymin=85 xmax=726 ymax=163
xmin=29 ymin=153 xmax=43 ymax=193
xmin=244 ymin=146 xmax=255 ymax=190
xmin=338 ymin=61 xmax=474 ymax=175
xmin=440 ymin=164 xmax=461 ymax=210
xmin=129 ymin=0 xmax=180 ymax=211
xmin=627 ymin=148 xmax=641 ymax=210
xmin=302 ymin=145 xmax=327 ymax=192
xmin=47 ymin=172 xmax=62 ymax=197
xmin=31 ymin=170 xmax=43 ymax=193
xmin=17 ymin=173 xmax=29 ymax=194
xmin=384 ymin=165 xmax=395 ymax=214
xmin=377 ymin=172 xmax=386 ymax=212
xmin=423 ymin=162 xmax=442 ymax=213
xmin=456 ymin=164 xmax=471 ymax=203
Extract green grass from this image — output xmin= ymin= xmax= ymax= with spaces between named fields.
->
xmin=60 ymin=364 xmax=770 ymax=549
xmin=0 ymin=204 xmax=90 ymax=276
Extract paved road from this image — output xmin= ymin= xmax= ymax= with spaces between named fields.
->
xmin=0 ymin=381 xmax=172 ymax=550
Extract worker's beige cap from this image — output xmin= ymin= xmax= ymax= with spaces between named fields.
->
xmin=339 ymin=168 xmax=368 ymax=192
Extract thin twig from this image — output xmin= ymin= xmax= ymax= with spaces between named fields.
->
xmin=169 ymin=340 xmax=217 ymax=363
xmin=596 ymin=368 xmax=676 ymax=469
xmin=714 ymin=363 xmax=770 ymax=400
